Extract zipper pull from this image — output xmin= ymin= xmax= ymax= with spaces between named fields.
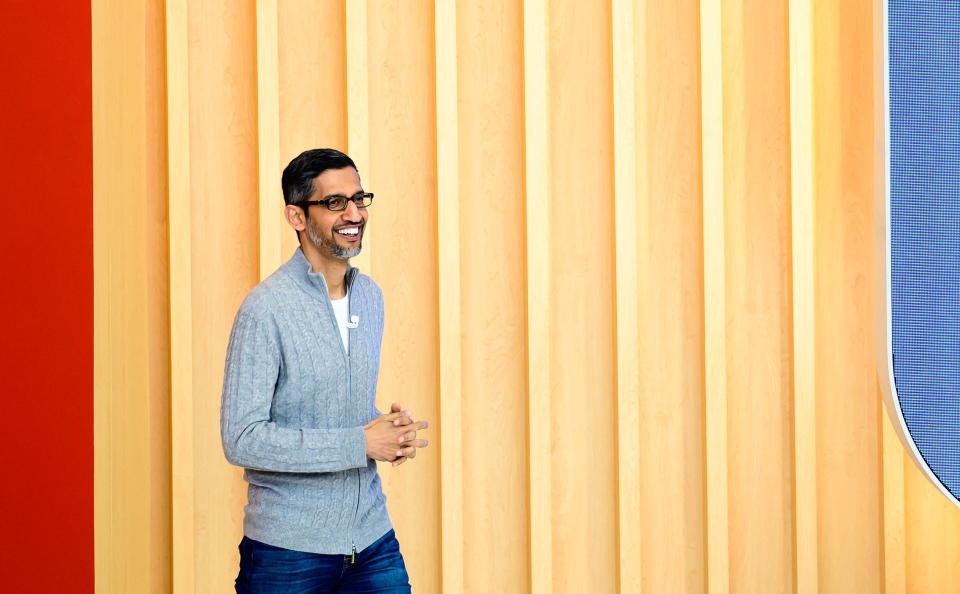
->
xmin=351 ymin=544 xmax=357 ymax=565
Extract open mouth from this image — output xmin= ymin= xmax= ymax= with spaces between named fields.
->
xmin=334 ymin=224 xmax=363 ymax=241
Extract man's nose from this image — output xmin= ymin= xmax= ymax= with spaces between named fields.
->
xmin=342 ymin=199 xmax=363 ymax=220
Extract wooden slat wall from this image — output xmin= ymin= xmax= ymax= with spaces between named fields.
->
xmin=813 ymin=1 xmax=884 ymax=592
xmin=523 ymin=1 xmax=552 ymax=593
xmin=724 ymin=1 xmax=795 ymax=591
xmin=701 ymin=0 xmax=730 ymax=592
xmin=789 ymin=0 xmax=818 ymax=591
xmin=92 ymin=0 xmax=169 ymax=591
xmin=456 ymin=2 xmax=530 ymax=593
xmin=92 ymin=0 xmax=960 ymax=592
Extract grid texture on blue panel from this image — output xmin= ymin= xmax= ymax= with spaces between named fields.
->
xmin=890 ymin=0 xmax=960 ymax=501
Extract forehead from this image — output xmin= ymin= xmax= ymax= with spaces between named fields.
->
xmin=311 ymin=167 xmax=362 ymax=197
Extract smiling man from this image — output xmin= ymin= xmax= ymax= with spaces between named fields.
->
xmin=220 ymin=148 xmax=428 ymax=593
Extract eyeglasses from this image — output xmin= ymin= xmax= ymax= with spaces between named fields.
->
xmin=300 ymin=192 xmax=374 ymax=212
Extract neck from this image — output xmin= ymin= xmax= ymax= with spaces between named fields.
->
xmin=301 ymin=242 xmax=350 ymax=299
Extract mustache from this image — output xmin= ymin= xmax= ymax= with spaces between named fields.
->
xmin=332 ymin=221 xmax=365 ymax=230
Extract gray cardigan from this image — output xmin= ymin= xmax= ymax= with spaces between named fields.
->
xmin=220 ymin=248 xmax=392 ymax=555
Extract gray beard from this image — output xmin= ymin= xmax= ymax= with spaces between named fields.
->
xmin=306 ymin=218 xmax=361 ymax=260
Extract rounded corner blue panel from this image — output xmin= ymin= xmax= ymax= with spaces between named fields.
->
xmin=889 ymin=0 xmax=960 ymax=502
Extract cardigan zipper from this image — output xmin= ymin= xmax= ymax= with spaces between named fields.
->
xmin=320 ymin=267 xmax=361 ymax=559
xmin=346 ymin=269 xmax=361 ymax=559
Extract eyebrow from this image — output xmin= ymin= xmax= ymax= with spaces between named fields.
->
xmin=322 ymin=190 xmax=365 ymax=200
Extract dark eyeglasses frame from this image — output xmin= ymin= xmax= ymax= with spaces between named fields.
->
xmin=299 ymin=192 xmax=374 ymax=212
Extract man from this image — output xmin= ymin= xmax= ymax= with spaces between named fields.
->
xmin=220 ymin=148 xmax=428 ymax=593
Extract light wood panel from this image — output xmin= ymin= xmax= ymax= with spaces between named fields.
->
xmin=873 ymin=1 xmax=908 ymax=592
xmin=279 ymin=0 xmax=348 ymax=260
xmin=547 ymin=3 xmax=618 ymax=594
xmin=91 ymin=1 xmax=960 ymax=592
xmin=256 ymin=0 xmax=282 ymax=280
xmin=813 ymin=1 xmax=884 ymax=592
xmin=612 ymin=0 xmax=642 ymax=590
xmin=635 ymin=1 xmax=707 ymax=593
xmin=365 ymin=3 xmax=441 ymax=592
xmin=174 ymin=1 xmax=260 ymax=591
xmin=92 ymin=0 xmax=169 ymax=591
xmin=700 ymin=0 xmax=730 ymax=591
xmin=164 ymin=0 xmax=195 ymax=590
xmin=346 ymin=0 xmax=372 ymax=274
xmin=456 ymin=1 xmax=529 ymax=593
xmin=523 ymin=0 xmax=552 ymax=592
xmin=722 ymin=0 xmax=795 ymax=592
xmin=435 ymin=1 xmax=463 ymax=593
xmin=904 ymin=458 xmax=960 ymax=593
xmin=883 ymin=410 xmax=907 ymax=594
xmin=789 ymin=0 xmax=817 ymax=591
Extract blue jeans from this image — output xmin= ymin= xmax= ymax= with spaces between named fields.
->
xmin=235 ymin=529 xmax=411 ymax=593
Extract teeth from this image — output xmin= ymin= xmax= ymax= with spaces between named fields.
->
xmin=337 ymin=227 xmax=359 ymax=236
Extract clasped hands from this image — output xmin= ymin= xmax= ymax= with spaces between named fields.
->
xmin=364 ymin=402 xmax=429 ymax=467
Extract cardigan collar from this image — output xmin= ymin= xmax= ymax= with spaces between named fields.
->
xmin=287 ymin=247 xmax=359 ymax=298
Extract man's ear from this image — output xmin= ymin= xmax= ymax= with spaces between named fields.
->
xmin=284 ymin=204 xmax=306 ymax=232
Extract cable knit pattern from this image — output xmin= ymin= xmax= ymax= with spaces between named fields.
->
xmin=220 ymin=248 xmax=392 ymax=555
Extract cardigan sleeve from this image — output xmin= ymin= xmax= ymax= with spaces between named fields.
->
xmin=219 ymin=308 xmax=368 ymax=473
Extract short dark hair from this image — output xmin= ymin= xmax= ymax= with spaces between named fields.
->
xmin=281 ymin=148 xmax=357 ymax=206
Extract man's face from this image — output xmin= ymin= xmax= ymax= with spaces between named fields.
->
xmin=302 ymin=167 xmax=368 ymax=260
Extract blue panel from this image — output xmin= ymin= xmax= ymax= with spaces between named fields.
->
xmin=890 ymin=0 xmax=960 ymax=500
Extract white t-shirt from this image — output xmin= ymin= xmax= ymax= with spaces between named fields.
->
xmin=330 ymin=294 xmax=350 ymax=354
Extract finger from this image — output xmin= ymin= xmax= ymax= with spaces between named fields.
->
xmin=401 ymin=420 xmax=428 ymax=431
xmin=377 ymin=411 xmax=408 ymax=426
xmin=390 ymin=402 xmax=403 ymax=413
xmin=399 ymin=439 xmax=428 ymax=449
xmin=393 ymin=411 xmax=414 ymax=426
xmin=391 ymin=456 xmax=408 ymax=467
xmin=397 ymin=431 xmax=418 ymax=443
xmin=393 ymin=445 xmax=418 ymax=459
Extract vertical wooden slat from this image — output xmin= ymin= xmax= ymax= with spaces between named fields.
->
xmin=365 ymin=3 xmax=441 ymax=590
xmin=875 ymin=0 xmax=906 ymax=590
xmin=256 ymin=0 xmax=281 ymax=280
xmin=346 ymin=0 xmax=372 ymax=274
xmin=457 ymin=1 xmax=530 ymax=590
xmin=814 ymin=0 xmax=884 ymax=591
xmin=93 ymin=0 xmax=170 ymax=590
xmin=143 ymin=0 xmax=172 ymax=582
xmin=700 ymin=0 xmax=729 ymax=591
xmin=524 ymin=0 xmax=552 ymax=591
xmin=548 ymin=2 xmax=618 ymax=589
xmin=435 ymin=1 xmax=463 ymax=592
xmin=789 ymin=0 xmax=818 ymax=592
xmin=639 ymin=1 xmax=707 ymax=590
xmin=165 ymin=0 xmax=195 ymax=590
xmin=174 ymin=2 xmax=259 ymax=590
xmin=723 ymin=0 xmax=794 ymax=589
xmin=904 ymin=460 xmax=960 ymax=592
xmin=612 ymin=0 xmax=642 ymax=591
xmin=881 ymin=410 xmax=907 ymax=594
xmin=277 ymin=0 xmax=348 ymax=257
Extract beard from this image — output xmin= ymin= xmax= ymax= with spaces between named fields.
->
xmin=306 ymin=216 xmax=362 ymax=260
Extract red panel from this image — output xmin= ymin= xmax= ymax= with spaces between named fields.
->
xmin=0 ymin=1 xmax=93 ymax=591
